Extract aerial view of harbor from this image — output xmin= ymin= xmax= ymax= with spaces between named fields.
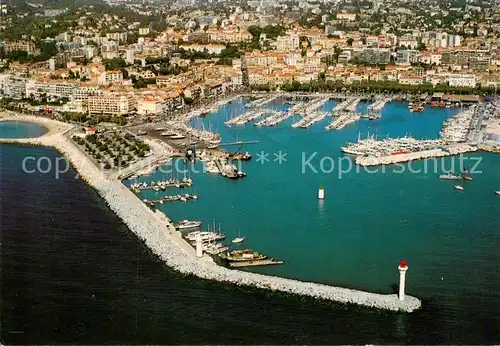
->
xmin=1 ymin=0 xmax=500 ymax=343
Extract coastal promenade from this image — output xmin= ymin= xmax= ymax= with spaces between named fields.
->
xmin=0 ymin=113 xmax=422 ymax=313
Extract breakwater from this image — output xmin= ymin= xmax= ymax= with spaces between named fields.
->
xmin=0 ymin=114 xmax=422 ymax=313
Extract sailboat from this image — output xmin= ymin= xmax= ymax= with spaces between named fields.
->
xmin=232 ymin=228 xmax=245 ymax=244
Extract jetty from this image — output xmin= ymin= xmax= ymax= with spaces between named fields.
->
xmin=292 ymin=111 xmax=329 ymax=128
xmin=0 ymin=112 xmax=422 ymax=313
xmin=325 ymin=112 xmax=361 ymax=130
xmin=246 ymin=95 xmax=279 ymax=108
xmin=225 ymin=109 xmax=281 ymax=126
xmin=254 ymin=111 xmax=291 ymax=127
xmin=369 ymin=97 xmax=391 ymax=112
xmin=228 ymin=259 xmax=284 ymax=268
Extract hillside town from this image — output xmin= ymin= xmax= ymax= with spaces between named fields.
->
xmin=0 ymin=0 xmax=499 ymax=118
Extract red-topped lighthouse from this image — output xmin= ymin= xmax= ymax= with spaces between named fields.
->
xmin=398 ymin=260 xmax=408 ymax=301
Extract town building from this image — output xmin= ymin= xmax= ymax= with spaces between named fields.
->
xmin=3 ymin=40 xmax=36 ymax=54
xmin=87 ymin=93 xmax=136 ymax=115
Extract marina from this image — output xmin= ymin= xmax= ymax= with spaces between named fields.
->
xmin=2 ymin=95 xmax=499 ymax=319
xmin=0 ymin=112 xmax=425 ymax=312
xmin=341 ymin=103 xmax=495 ymax=166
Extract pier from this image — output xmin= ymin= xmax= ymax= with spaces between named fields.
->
xmin=225 ymin=109 xmax=281 ymax=126
xmin=144 ymin=193 xmax=198 ymax=205
xmin=0 ymin=113 xmax=422 ymax=313
xmin=214 ymin=158 xmax=239 ymax=178
xmin=246 ymin=95 xmax=279 ymax=108
xmin=255 ymin=111 xmax=291 ymax=127
xmin=325 ymin=112 xmax=361 ymax=130
xmin=228 ymin=259 xmax=284 ymax=268
xmin=292 ymin=111 xmax=329 ymax=128
xmin=369 ymin=97 xmax=391 ymax=112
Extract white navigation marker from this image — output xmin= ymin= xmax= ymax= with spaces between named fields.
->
xmin=318 ymin=186 xmax=325 ymax=199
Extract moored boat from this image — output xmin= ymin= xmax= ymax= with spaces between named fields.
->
xmin=175 ymin=220 xmax=202 ymax=230
xmin=220 ymin=249 xmax=266 ymax=262
xmin=232 ymin=237 xmax=245 ymax=244
xmin=439 ymin=173 xmax=462 ymax=180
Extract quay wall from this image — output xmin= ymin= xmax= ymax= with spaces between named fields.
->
xmin=0 ymin=115 xmax=422 ymax=313
xmin=356 ymin=145 xmax=478 ymax=166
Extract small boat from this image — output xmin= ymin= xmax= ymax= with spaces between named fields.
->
xmin=455 ymin=185 xmax=464 ymax=191
xmin=171 ymin=133 xmax=187 ymax=140
xmin=232 ymin=228 xmax=245 ymax=244
xmin=495 ymin=190 xmax=500 ymax=195
xmin=440 ymin=174 xmax=462 ymax=180
xmin=463 ymin=176 xmax=473 ymax=181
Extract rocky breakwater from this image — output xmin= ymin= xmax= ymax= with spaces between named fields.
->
xmin=0 ymin=115 xmax=422 ymax=313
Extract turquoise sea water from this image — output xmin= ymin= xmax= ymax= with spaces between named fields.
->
xmin=0 ymin=121 xmax=47 ymax=138
xmin=125 ymin=98 xmax=500 ymax=328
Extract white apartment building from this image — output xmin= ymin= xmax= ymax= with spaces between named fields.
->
xmin=1 ymin=74 xmax=28 ymax=99
xmin=87 ymin=93 xmax=136 ymax=115
xmin=98 ymin=71 xmax=124 ymax=85
xmin=137 ymin=96 xmax=165 ymax=115
xmin=447 ymin=35 xmax=462 ymax=47
xmin=105 ymin=32 xmax=128 ymax=43
xmin=447 ymin=75 xmax=476 ymax=88
xmin=179 ymin=44 xmax=226 ymax=55
xmin=25 ymin=80 xmax=76 ymax=101
xmin=275 ymin=35 xmax=300 ymax=51
xmin=73 ymin=85 xmax=103 ymax=102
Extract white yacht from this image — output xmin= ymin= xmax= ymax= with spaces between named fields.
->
xmin=455 ymin=185 xmax=464 ymax=191
xmin=175 ymin=220 xmax=202 ymax=230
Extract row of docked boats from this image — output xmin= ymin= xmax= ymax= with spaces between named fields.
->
xmin=175 ymin=220 xmax=246 ymax=244
xmin=440 ymin=106 xmax=476 ymax=143
xmin=341 ymin=133 xmax=442 ymax=157
xmin=143 ymin=193 xmax=198 ymax=206
xmin=408 ymin=102 xmax=425 ymax=113
xmin=430 ymin=101 xmax=461 ymax=108
xmin=130 ymin=177 xmax=193 ymax=191
xmin=173 ymin=219 xmax=282 ymax=266
xmin=156 ymin=121 xmax=222 ymax=149
xmin=227 ymin=151 xmax=252 ymax=161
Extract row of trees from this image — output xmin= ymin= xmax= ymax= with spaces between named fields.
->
xmin=252 ymin=80 xmax=498 ymax=95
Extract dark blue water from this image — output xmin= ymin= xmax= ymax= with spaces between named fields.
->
xmin=0 ymin=121 xmax=47 ymax=138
